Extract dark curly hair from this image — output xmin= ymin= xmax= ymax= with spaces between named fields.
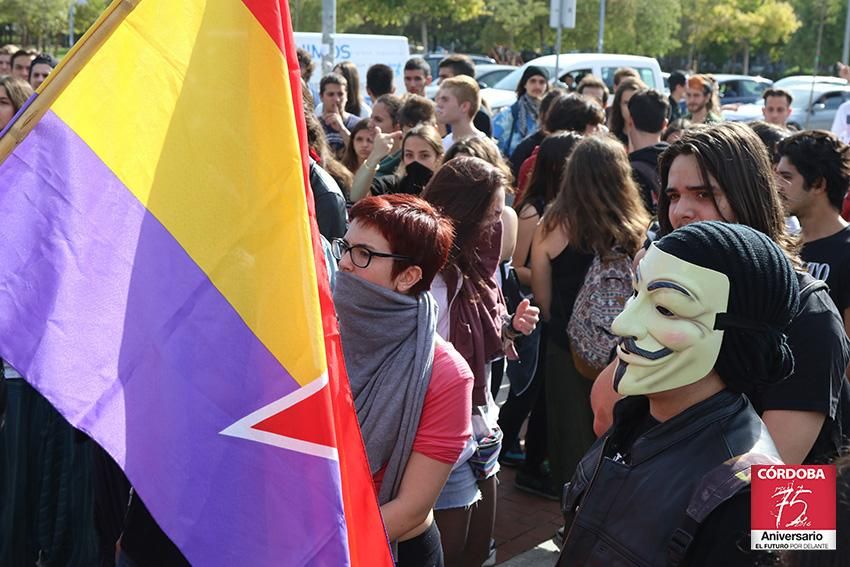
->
xmin=776 ymin=130 xmax=850 ymax=211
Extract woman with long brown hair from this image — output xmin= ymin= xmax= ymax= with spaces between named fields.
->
xmin=423 ymin=156 xmax=538 ymax=567
xmin=608 ymin=77 xmax=646 ymax=146
xmin=530 ymin=134 xmax=649 ymax=496
xmin=341 ymin=118 xmax=374 ymax=175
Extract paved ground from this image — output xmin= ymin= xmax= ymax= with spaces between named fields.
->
xmin=493 ymin=466 xmax=562 ymax=566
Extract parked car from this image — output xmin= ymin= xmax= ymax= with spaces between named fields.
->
xmin=774 ymin=75 xmax=847 ymax=89
xmin=475 ymin=64 xmax=518 ymax=88
xmin=712 ymin=74 xmax=773 ymax=105
xmin=480 ymin=53 xmax=665 ymax=113
xmin=423 ymin=53 xmax=496 ymax=80
xmin=723 ymin=83 xmax=850 ymax=130
xmin=423 ymin=62 xmax=517 ymax=99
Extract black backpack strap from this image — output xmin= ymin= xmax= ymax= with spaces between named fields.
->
xmin=799 ymin=278 xmax=829 ymax=303
xmin=667 ymin=452 xmax=783 ymax=566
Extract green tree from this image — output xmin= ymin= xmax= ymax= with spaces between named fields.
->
xmin=783 ymin=0 xmax=844 ymax=74
xmin=0 ymin=0 xmax=72 ymax=49
xmin=690 ymin=0 xmax=799 ymax=74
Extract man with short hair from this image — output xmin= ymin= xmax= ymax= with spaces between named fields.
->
xmin=28 ymin=54 xmax=56 ymax=90
xmin=775 ymin=130 xmax=850 ymax=336
xmin=684 ymin=74 xmax=721 ymax=124
xmin=10 ymin=49 xmax=36 ymax=82
xmin=667 ymin=70 xmax=687 ymax=122
xmin=437 ymin=55 xmax=492 ymax=136
xmin=576 ymin=75 xmax=608 ymax=108
xmin=369 ymin=93 xmax=404 ymax=176
xmin=319 ymin=73 xmax=360 ymax=154
xmin=626 ymin=89 xmax=670 ymax=214
xmin=436 ymin=75 xmax=484 ymax=150
xmin=366 ymin=63 xmax=394 ymax=101
xmin=403 ymin=57 xmax=432 ymax=96
xmin=612 ymin=67 xmax=639 ymax=92
xmin=0 ymin=44 xmax=18 ymax=76
xmin=762 ymin=88 xmax=793 ymax=128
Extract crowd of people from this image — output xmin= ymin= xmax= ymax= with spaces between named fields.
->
xmin=2 ymin=41 xmax=850 ymax=567
xmin=0 ymin=45 xmax=57 ymax=133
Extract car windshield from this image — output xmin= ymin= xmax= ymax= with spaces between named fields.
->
xmin=786 ymin=88 xmax=833 ymax=109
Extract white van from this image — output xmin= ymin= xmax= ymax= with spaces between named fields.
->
xmin=480 ymin=53 xmax=665 ymax=113
xmin=294 ymin=32 xmax=410 ymax=97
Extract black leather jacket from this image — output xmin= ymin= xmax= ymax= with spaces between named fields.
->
xmin=558 ymin=389 xmax=780 ymax=567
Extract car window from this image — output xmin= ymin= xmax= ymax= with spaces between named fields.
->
xmin=818 ymin=93 xmax=849 ymax=110
xmin=601 ymin=66 xmax=657 ymax=90
xmin=739 ymin=80 xmax=768 ymax=98
xmin=718 ymin=80 xmax=739 ymax=99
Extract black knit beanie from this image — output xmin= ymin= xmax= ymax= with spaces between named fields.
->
xmin=654 ymin=221 xmax=800 ymax=389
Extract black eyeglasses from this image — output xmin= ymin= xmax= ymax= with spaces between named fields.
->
xmin=331 ymin=238 xmax=414 ymax=269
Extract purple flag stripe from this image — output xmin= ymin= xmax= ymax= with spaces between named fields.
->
xmin=0 ymin=111 xmax=349 ymax=565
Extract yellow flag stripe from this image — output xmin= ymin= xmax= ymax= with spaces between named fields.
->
xmin=52 ymin=0 xmax=324 ymax=385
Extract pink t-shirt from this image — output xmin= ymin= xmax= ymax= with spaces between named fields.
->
xmin=374 ymin=340 xmax=473 ymax=491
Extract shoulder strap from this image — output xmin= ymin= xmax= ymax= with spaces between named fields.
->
xmin=799 ymin=278 xmax=829 ymax=302
xmin=667 ymin=452 xmax=782 ymax=566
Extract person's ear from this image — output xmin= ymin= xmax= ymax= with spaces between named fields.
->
xmin=661 ymin=118 xmax=668 ymax=131
xmin=425 ymin=76 xmax=433 ymax=86
xmin=394 ymin=265 xmax=423 ymax=294
xmin=811 ymin=177 xmax=827 ymax=194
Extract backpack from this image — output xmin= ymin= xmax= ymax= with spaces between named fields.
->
xmin=567 ymin=250 xmax=633 ymax=380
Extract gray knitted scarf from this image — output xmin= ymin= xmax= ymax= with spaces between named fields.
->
xmin=333 ymin=272 xmax=436 ymax=505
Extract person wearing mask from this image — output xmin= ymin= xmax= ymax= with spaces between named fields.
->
xmin=332 ymin=194 xmax=473 ymax=567
xmin=424 ymin=157 xmax=539 ymax=567
xmin=351 ymin=124 xmax=444 ymax=200
xmin=492 ymin=66 xmax=549 ymax=157
xmin=531 ymin=135 xmax=650 ymax=499
xmin=558 ymin=221 xmax=799 ymax=567
xmin=591 ymin=123 xmax=850 ymax=468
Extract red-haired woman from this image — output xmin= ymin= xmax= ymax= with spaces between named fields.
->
xmin=331 ymin=194 xmax=473 ymax=567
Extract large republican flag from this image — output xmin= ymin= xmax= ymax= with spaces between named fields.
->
xmin=0 ymin=1 xmax=392 ymax=565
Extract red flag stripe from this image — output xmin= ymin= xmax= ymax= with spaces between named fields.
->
xmin=240 ymin=0 xmax=286 ymax=53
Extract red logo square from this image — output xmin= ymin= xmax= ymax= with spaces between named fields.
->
xmin=751 ymin=465 xmax=836 ymax=550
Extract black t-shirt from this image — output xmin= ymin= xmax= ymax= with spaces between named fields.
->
xmin=370 ymin=173 xmax=426 ymax=197
xmin=629 ymin=142 xmax=669 ymax=214
xmin=749 ymin=272 xmax=850 ymax=464
xmin=802 ymin=224 xmax=850 ymax=314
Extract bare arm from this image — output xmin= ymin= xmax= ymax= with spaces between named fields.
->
xmin=513 ymin=205 xmax=540 ymax=287
xmin=761 ymin=410 xmax=826 ymax=465
xmin=349 ymin=128 xmax=401 ymax=202
xmin=500 ymin=206 xmax=518 ymax=262
xmin=380 ymin=451 xmax=453 ymax=541
xmin=530 ymin=223 xmax=553 ymax=320
xmin=590 ymin=360 xmax=621 ymax=437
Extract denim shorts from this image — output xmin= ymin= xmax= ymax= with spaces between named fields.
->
xmin=434 ymin=460 xmax=481 ymax=511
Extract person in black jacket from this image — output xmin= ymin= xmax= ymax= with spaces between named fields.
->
xmin=559 ymin=221 xmax=800 ymax=567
